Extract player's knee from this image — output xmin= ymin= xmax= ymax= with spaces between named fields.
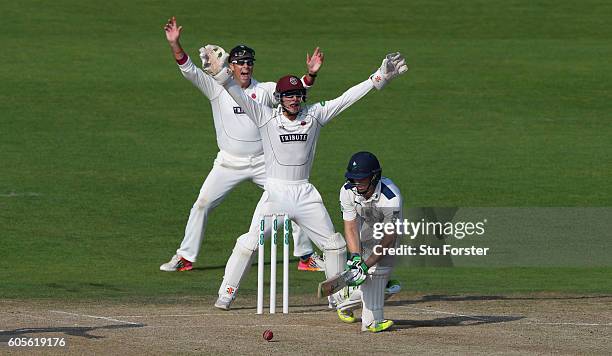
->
xmin=236 ymin=233 xmax=258 ymax=252
xmin=193 ymin=197 xmax=211 ymax=210
xmin=323 ymin=232 xmax=346 ymax=252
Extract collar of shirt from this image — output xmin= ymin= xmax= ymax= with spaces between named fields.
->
xmin=274 ymin=107 xmax=313 ymax=131
xmin=246 ymin=78 xmax=259 ymax=90
xmin=243 ymin=79 xmax=259 ymax=97
xmin=355 ymin=180 xmax=382 ymax=204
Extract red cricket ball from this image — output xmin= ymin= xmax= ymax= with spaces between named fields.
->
xmin=263 ymin=329 xmax=273 ymax=341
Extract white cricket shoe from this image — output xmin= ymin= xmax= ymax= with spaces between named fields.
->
xmin=214 ymin=295 xmax=234 ymax=310
xmin=159 ymin=254 xmax=193 ymax=272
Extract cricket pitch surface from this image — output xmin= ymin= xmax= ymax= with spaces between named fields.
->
xmin=1 ymin=293 xmax=610 ymax=355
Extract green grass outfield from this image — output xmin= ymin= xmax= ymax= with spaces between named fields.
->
xmin=1 ymin=0 xmax=611 ymax=300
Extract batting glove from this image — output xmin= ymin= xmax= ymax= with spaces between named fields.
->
xmin=370 ymin=52 xmax=409 ymax=90
xmin=346 ymin=253 xmax=368 ymax=287
xmin=199 ymin=44 xmax=232 ymax=85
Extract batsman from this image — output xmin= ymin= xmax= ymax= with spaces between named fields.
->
xmin=336 ymin=151 xmax=403 ymax=332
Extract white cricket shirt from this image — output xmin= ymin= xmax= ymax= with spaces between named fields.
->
xmin=178 ymin=56 xmax=276 ymax=157
xmin=339 ymin=177 xmax=403 ymax=242
xmin=223 ymin=79 xmax=375 ymax=181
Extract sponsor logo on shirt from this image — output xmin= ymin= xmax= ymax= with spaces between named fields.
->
xmin=233 ymin=106 xmax=245 ymax=114
xmin=279 ymin=134 xmax=308 ymax=143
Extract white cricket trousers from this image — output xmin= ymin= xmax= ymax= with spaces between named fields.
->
xmin=240 ymin=179 xmax=336 ymax=251
xmin=175 ymin=151 xmax=314 ymax=262
xmin=218 ymin=179 xmax=340 ymax=299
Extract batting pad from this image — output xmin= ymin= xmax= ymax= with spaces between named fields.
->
xmin=360 ymin=268 xmax=390 ymax=329
xmin=337 ymin=286 xmax=362 ymax=312
xmin=323 ymin=232 xmax=347 ymax=279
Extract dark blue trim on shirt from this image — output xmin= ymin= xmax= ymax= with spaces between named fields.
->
xmin=380 ymin=183 xmax=396 ymax=199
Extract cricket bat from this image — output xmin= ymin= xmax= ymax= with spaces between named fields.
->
xmin=317 ymin=270 xmax=352 ymax=298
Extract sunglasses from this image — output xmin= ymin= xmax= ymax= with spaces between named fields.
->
xmin=232 ymin=59 xmax=254 ymax=66
xmin=282 ymin=94 xmax=305 ymax=100
xmin=281 ymin=89 xmax=306 ymax=97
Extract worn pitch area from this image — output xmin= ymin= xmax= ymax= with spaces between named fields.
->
xmin=1 ymin=293 xmax=610 ymax=355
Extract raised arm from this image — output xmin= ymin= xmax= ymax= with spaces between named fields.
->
xmin=163 ymin=16 xmax=219 ymax=99
xmin=197 ymin=44 xmax=273 ymax=126
xmin=313 ymin=79 xmax=375 ymax=126
xmin=303 ymin=47 xmax=324 ymax=87
xmin=261 ymin=47 xmax=324 ymax=106
xmin=313 ymin=52 xmax=408 ymax=126
xmin=223 ymin=79 xmax=271 ymax=127
xmin=164 ymin=16 xmax=185 ymax=62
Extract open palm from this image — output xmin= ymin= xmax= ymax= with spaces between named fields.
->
xmin=164 ymin=16 xmax=182 ymax=43
xmin=306 ymin=47 xmax=324 ymax=74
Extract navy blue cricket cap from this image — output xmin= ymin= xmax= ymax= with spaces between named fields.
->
xmin=229 ymin=45 xmax=255 ymax=61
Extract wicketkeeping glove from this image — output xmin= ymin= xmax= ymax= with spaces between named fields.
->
xmin=346 ymin=253 xmax=369 ymax=287
xmin=370 ymin=52 xmax=409 ymax=90
xmin=199 ymin=44 xmax=232 ymax=85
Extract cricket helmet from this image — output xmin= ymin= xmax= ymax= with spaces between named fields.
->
xmin=274 ymin=75 xmax=307 ymax=114
xmin=345 ymin=151 xmax=382 ymax=195
xmin=275 ymin=75 xmax=306 ymax=95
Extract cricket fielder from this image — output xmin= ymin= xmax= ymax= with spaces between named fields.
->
xmin=160 ymin=17 xmax=325 ymax=272
xmin=199 ymin=45 xmax=408 ymax=309
xmin=336 ymin=151 xmax=402 ymax=332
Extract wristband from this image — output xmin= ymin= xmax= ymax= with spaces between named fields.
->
xmin=302 ymin=74 xmax=314 ymax=87
xmin=349 ymin=253 xmax=361 ymax=260
xmin=308 ymin=72 xmax=317 ymax=77
xmin=175 ymin=53 xmax=188 ymax=65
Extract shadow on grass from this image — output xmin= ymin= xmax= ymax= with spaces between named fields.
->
xmin=0 ymin=323 xmax=145 ymax=342
xmin=45 ymin=283 xmax=126 ymax=293
xmin=386 ymin=294 xmax=612 ymax=306
xmin=392 ymin=315 xmax=524 ymax=329
xmin=349 ymin=315 xmax=524 ymax=330
xmin=192 ymin=258 xmax=300 ymax=271
xmin=284 ymin=294 xmax=612 ymax=313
